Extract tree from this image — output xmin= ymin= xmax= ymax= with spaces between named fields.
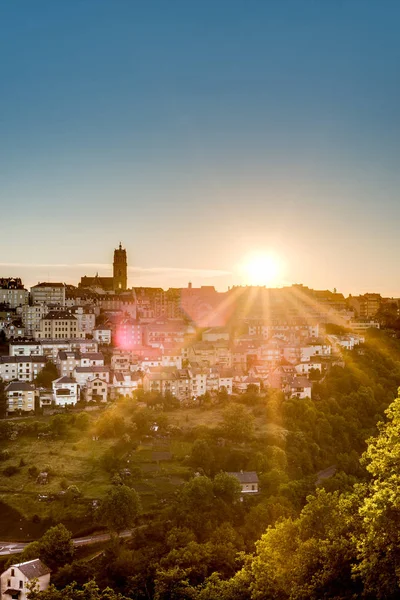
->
xmin=355 ymin=393 xmax=400 ymax=598
xmin=39 ymin=524 xmax=75 ymax=569
xmin=99 ymin=485 xmax=141 ymax=532
xmin=250 ymin=489 xmax=361 ymax=600
xmin=34 ymin=361 xmax=58 ymax=388
xmin=0 ymin=380 xmax=7 ymax=419
xmin=27 ymin=579 xmax=130 ymax=599
xmin=220 ymin=404 xmax=254 ymax=443
xmin=213 ymin=472 xmax=241 ymax=505
xmin=189 ymin=440 xmax=215 ymax=475
xmin=21 ymin=524 xmax=74 ymax=570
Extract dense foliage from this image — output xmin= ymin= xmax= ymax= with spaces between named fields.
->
xmin=10 ymin=332 xmax=400 ymax=598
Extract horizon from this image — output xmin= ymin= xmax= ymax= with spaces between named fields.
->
xmin=1 ymin=251 xmax=398 ymax=299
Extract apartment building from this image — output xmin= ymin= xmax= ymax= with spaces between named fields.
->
xmin=34 ymin=311 xmax=84 ymax=340
xmin=5 ymin=382 xmax=37 ymax=414
xmin=0 ymin=356 xmax=46 ymax=382
xmin=31 ymin=282 xmax=66 ymax=306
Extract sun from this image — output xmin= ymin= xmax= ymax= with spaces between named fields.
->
xmin=242 ymin=252 xmax=283 ymax=286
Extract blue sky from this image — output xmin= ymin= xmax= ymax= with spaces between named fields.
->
xmin=1 ymin=1 xmax=400 ymax=294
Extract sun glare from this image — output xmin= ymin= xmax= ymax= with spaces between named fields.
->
xmin=242 ymin=252 xmax=283 ymax=287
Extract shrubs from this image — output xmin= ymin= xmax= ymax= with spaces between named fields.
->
xmin=3 ymin=465 xmax=19 ymax=476
xmin=28 ymin=465 xmax=39 ymax=478
xmin=0 ymin=449 xmax=10 ymax=461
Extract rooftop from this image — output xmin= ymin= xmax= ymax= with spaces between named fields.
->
xmin=227 ymin=471 xmax=259 ymax=484
xmin=32 ymin=282 xmax=65 ymax=288
xmin=6 ymin=382 xmax=35 ymax=392
xmin=14 ymin=558 xmax=51 ymax=579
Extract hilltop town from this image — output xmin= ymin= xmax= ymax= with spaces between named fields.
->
xmin=0 ymin=244 xmax=394 ymax=416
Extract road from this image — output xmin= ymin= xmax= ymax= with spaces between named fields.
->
xmin=0 ymin=529 xmax=133 ymax=556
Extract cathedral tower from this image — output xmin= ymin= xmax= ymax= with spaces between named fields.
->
xmin=113 ymin=243 xmax=128 ymax=291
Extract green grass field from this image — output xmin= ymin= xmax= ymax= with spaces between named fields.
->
xmin=0 ymin=400 xmax=285 ymax=540
xmin=0 ymin=410 xmax=192 ymax=539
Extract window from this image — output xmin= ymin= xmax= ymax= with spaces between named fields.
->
xmin=11 ymin=569 xmax=15 ymax=576
xmin=19 ymin=580 xmax=23 ymax=588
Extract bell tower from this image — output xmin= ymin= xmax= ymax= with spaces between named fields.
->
xmin=113 ymin=243 xmax=128 ymax=291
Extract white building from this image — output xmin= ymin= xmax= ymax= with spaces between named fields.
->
xmin=30 ymin=282 xmax=65 ymax=306
xmin=227 ymin=471 xmax=259 ymax=494
xmin=202 ymin=328 xmax=230 ymax=342
xmin=189 ymin=369 xmax=208 ymax=398
xmin=1 ymin=559 xmax=51 ymax=600
xmin=80 ymin=352 xmax=104 ymax=367
xmin=112 ymin=372 xmax=142 ymax=397
xmin=52 ymin=377 xmax=79 ymax=406
xmin=300 ymin=343 xmax=331 ymax=362
xmin=0 ymin=356 xmax=46 ymax=382
xmin=18 ymin=304 xmax=47 ymax=336
xmin=10 ymin=341 xmax=42 ymax=356
xmin=73 ymin=366 xmax=110 ymax=387
xmin=93 ymin=325 xmax=112 ymax=345
xmin=0 ymin=279 xmax=29 ymax=309
xmin=69 ymin=306 xmax=96 ymax=334
xmin=161 ymin=349 xmax=183 ymax=369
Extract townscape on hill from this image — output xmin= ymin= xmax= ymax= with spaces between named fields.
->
xmin=0 ymin=244 xmax=396 ymax=416
xmin=1 ymin=247 xmax=400 ymax=599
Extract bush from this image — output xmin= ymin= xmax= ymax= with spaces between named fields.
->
xmin=0 ymin=449 xmax=10 ymax=461
xmin=3 ymin=465 xmax=19 ymax=477
xmin=28 ymin=465 xmax=39 ymax=478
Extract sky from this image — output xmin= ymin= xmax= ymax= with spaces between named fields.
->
xmin=1 ymin=1 xmax=400 ymax=295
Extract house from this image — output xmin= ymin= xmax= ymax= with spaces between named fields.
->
xmin=143 ymin=320 xmax=187 ymax=348
xmin=0 ymin=559 xmax=51 ymax=600
xmin=73 ymin=366 xmax=110 ymax=387
xmin=0 ymin=278 xmax=29 ymax=309
xmin=80 ymin=352 xmax=104 ymax=367
xmin=143 ymin=368 xmax=178 ymax=397
xmin=85 ymin=377 xmax=108 ymax=403
xmin=93 ymin=325 xmax=112 ymax=345
xmin=161 ymin=348 xmax=183 ymax=369
xmin=189 ymin=368 xmax=208 ymax=398
xmin=57 ymin=350 xmax=81 ymax=377
xmin=5 ymin=382 xmax=37 ymax=414
xmin=300 ymin=341 xmax=331 ymax=362
xmin=69 ymin=306 xmax=96 ymax=334
xmin=294 ymin=360 xmax=322 ymax=375
xmin=4 ymin=322 xmax=25 ymax=339
xmin=202 ymin=327 xmax=230 ymax=342
xmin=52 ymin=377 xmax=79 ymax=406
xmin=237 ymin=375 xmax=261 ymax=393
xmin=9 ymin=341 xmax=42 ymax=357
xmin=111 ymin=350 xmax=132 ymax=371
xmin=112 ymin=371 xmax=142 ymax=397
xmin=289 ymin=376 xmax=312 ymax=399
xmin=227 ymin=471 xmax=259 ymax=494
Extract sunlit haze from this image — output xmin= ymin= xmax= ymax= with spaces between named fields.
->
xmin=240 ymin=253 xmax=285 ymax=287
